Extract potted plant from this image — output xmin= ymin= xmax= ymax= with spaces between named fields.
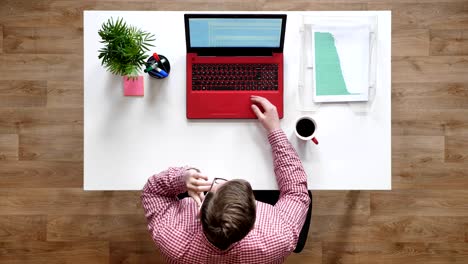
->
xmin=98 ymin=17 xmax=155 ymax=96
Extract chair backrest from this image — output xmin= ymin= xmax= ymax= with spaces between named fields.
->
xmin=293 ymin=190 xmax=312 ymax=253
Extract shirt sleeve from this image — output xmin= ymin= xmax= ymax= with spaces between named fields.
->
xmin=141 ymin=167 xmax=188 ymax=234
xmin=267 ymin=129 xmax=310 ymax=251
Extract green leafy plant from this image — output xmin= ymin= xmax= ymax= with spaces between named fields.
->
xmin=98 ymin=17 xmax=155 ymax=78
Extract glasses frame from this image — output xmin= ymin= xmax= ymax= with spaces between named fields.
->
xmin=199 ymin=177 xmax=228 ymax=209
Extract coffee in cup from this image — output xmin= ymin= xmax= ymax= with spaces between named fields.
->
xmin=295 ymin=116 xmax=318 ymax=144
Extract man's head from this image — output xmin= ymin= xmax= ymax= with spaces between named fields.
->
xmin=200 ymin=179 xmax=256 ymax=250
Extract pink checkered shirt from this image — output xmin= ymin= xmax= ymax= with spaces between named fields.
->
xmin=142 ymin=130 xmax=310 ymax=264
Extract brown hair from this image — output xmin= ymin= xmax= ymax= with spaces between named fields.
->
xmin=200 ymin=179 xmax=256 ymax=250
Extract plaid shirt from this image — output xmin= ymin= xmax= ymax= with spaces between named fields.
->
xmin=142 ymin=130 xmax=310 ymax=264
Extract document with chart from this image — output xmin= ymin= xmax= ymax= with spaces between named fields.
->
xmin=312 ymin=24 xmax=370 ymax=102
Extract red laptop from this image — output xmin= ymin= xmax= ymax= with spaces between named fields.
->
xmin=184 ymin=14 xmax=287 ymax=119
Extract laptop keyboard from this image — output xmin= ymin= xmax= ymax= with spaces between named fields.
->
xmin=191 ymin=63 xmax=279 ymax=91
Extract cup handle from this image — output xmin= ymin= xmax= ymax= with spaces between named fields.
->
xmin=312 ymin=137 xmax=319 ymax=145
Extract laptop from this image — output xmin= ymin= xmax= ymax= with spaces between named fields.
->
xmin=184 ymin=14 xmax=287 ymax=119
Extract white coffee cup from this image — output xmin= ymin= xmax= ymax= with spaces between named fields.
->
xmin=295 ymin=116 xmax=318 ymax=144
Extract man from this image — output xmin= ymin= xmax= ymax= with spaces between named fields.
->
xmin=142 ymin=95 xmax=310 ymax=264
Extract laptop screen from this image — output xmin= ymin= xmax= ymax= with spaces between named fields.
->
xmin=188 ymin=18 xmax=283 ymax=48
xmin=185 ymin=14 xmax=287 ymax=55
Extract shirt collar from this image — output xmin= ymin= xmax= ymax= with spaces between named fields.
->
xmin=200 ymin=230 xmax=239 ymax=253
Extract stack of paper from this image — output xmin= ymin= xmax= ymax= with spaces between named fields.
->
xmin=312 ymin=24 xmax=370 ymax=102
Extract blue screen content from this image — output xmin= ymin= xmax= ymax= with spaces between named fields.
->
xmin=189 ymin=18 xmax=282 ymax=48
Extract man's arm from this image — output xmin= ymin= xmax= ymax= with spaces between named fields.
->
xmin=141 ymin=167 xmax=212 ymax=259
xmin=268 ymin=130 xmax=310 ymax=244
xmin=141 ymin=167 xmax=188 ymax=223
xmin=141 ymin=167 xmax=211 ymax=223
xmin=251 ymin=95 xmax=310 ymax=250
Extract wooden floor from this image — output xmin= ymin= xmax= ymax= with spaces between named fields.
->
xmin=0 ymin=0 xmax=467 ymax=263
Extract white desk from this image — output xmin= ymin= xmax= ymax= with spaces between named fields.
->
xmin=84 ymin=11 xmax=391 ymax=190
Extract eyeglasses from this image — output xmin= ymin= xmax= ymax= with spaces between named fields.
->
xmin=199 ymin=177 xmax=228 ymax=209
xmin=207 ymin=178 xmax=228 ymax=193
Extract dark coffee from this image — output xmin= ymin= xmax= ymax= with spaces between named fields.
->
xmin=296 ymin=118 xmax=315 ymax=137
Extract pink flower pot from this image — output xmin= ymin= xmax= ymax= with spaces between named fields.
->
xmin=123 ymin=76 xmax=144 ymax=96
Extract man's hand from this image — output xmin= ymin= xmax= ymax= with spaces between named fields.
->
xmin=183 ymin=169 xmax=212 ymax=207
xmin=250 ymin=95 xmax=281 ymax=134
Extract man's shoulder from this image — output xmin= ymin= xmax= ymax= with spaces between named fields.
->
xmin=157 ymin=228 xmax=205 ymax=261
xmin=151 ymin=198 xmax=202 ymax=242
xmin=155 ymin=201 xmax=203 ymax=260
xmin=253 ymin=202 xmax=289 ymax=235
xmin=237 ymin=226 xmax=290 ymax=262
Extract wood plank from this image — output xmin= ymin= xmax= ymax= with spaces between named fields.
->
xmin=431 ymin=29 xmax=468 ymax=56
xmin=54 ymin=0 xmax=258 ymax=16
xmin=368 ymin=216 xmax=468 ymax=243
xmin=0 ymin=24 xmax=3 ymax=53
xmin=0 ymin=54 xmax=82 ymax=81
xmin=0 ymin=1 xmax=258 ymax=29
xmin=392 ymin=136 xmax=444 ymax=164
xmin=0 ymin=134 xmax=18 ymax=160
xmin=3 ymin=27 xmax=82 ymax=54
xmin=393 ymin=119 xmax=460 ymax=136
xmin=0 ymin=161 xmax=82 ymax=188
xmin=445 ymin=136 xmax=468 ymax=163
xmin=0 ymin=108 xmax=82 ymax=135
xmin=313 ymin=191 xmax=370 ymax=216
xmin=0 ymin=216 xmax=46 ymax=241
xmin=0 ymin=1 xmax=233 ymax=28
xmin=393 ymin=162 xmax=468 ymax=189
xmin=392 ymin=82 xmax=468 ymax=109
xmin=392 ymin=82 xmax=468 ymax=99
xmin=19 ymin=132 xmax=82 ymax=161
xmin=284 ymin=242 xmax=322 ymax=264
xmin=0 ymin=81 xmax=47 ymax=107
xmin=371 ymin=190 xmax=468 ymax=216
xmin=0 ymin=108 xmax=82 ymax=136
xmin=21 ymin=107 xmax=82 ymax=135
xmin=393 ymin=29 xmax=429 ymax=56
xmin=0 ymin=54 xmax=47 ymax=80
xmin=47 ymin=215 xmax=151 ymax=242
xmin=110 ymin=241 xmax=164 ymax=264
xmin=0 ymin=1 xmax=82 ymax=28
xmin=144 ymin=0 xmax=258 ymax=10
xmin=368 ymin=3 xmax=468 ymax=30
xmin=392 ymin=109 xmax=468 ymax=136
xmin=0 ymin=1 xmax=51 ymax=27
xmin=310 ymin=215 xmax=370 ymax=242
xmin=47 ymin=81 xmax=83 ymax=108
xmin=0 ymin=189 xmax=142 ymax=215
xmin=0 ymin=241 xmax=108 ymax=264
xmin=0 ymin=109 xmax=18 ymax=133
xmin=258 ymin=2 xmax=367 ymax=10
xmin=308 ymin=212 xmax=457 ymax=245
xmin=323 ymin=242 xmax=468 ymax=264
xmin=393 ymin=56 xmax=468 ymax=83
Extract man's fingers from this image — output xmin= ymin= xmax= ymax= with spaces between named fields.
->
xmin=250 ymin=95 xmax=265 ymax=105
xmin=189 ymin=176 xmax=211 ymax=185
xmin=251 ymin=95 xmax=272 ymax=110
xmin=196 ymin=185 xmax=212 ymax=192
xmin=194 ymin=179 xmax=212 ymax=186
xmin=251 ymin=104 xmax=264 ymax=119
xmin=188 ymin=183 xmax=206 ymax=192
xmin=192 ymin=173 xmax=209 ymax=181
xmin=199 ymin=192 xmax=205 ymax=201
